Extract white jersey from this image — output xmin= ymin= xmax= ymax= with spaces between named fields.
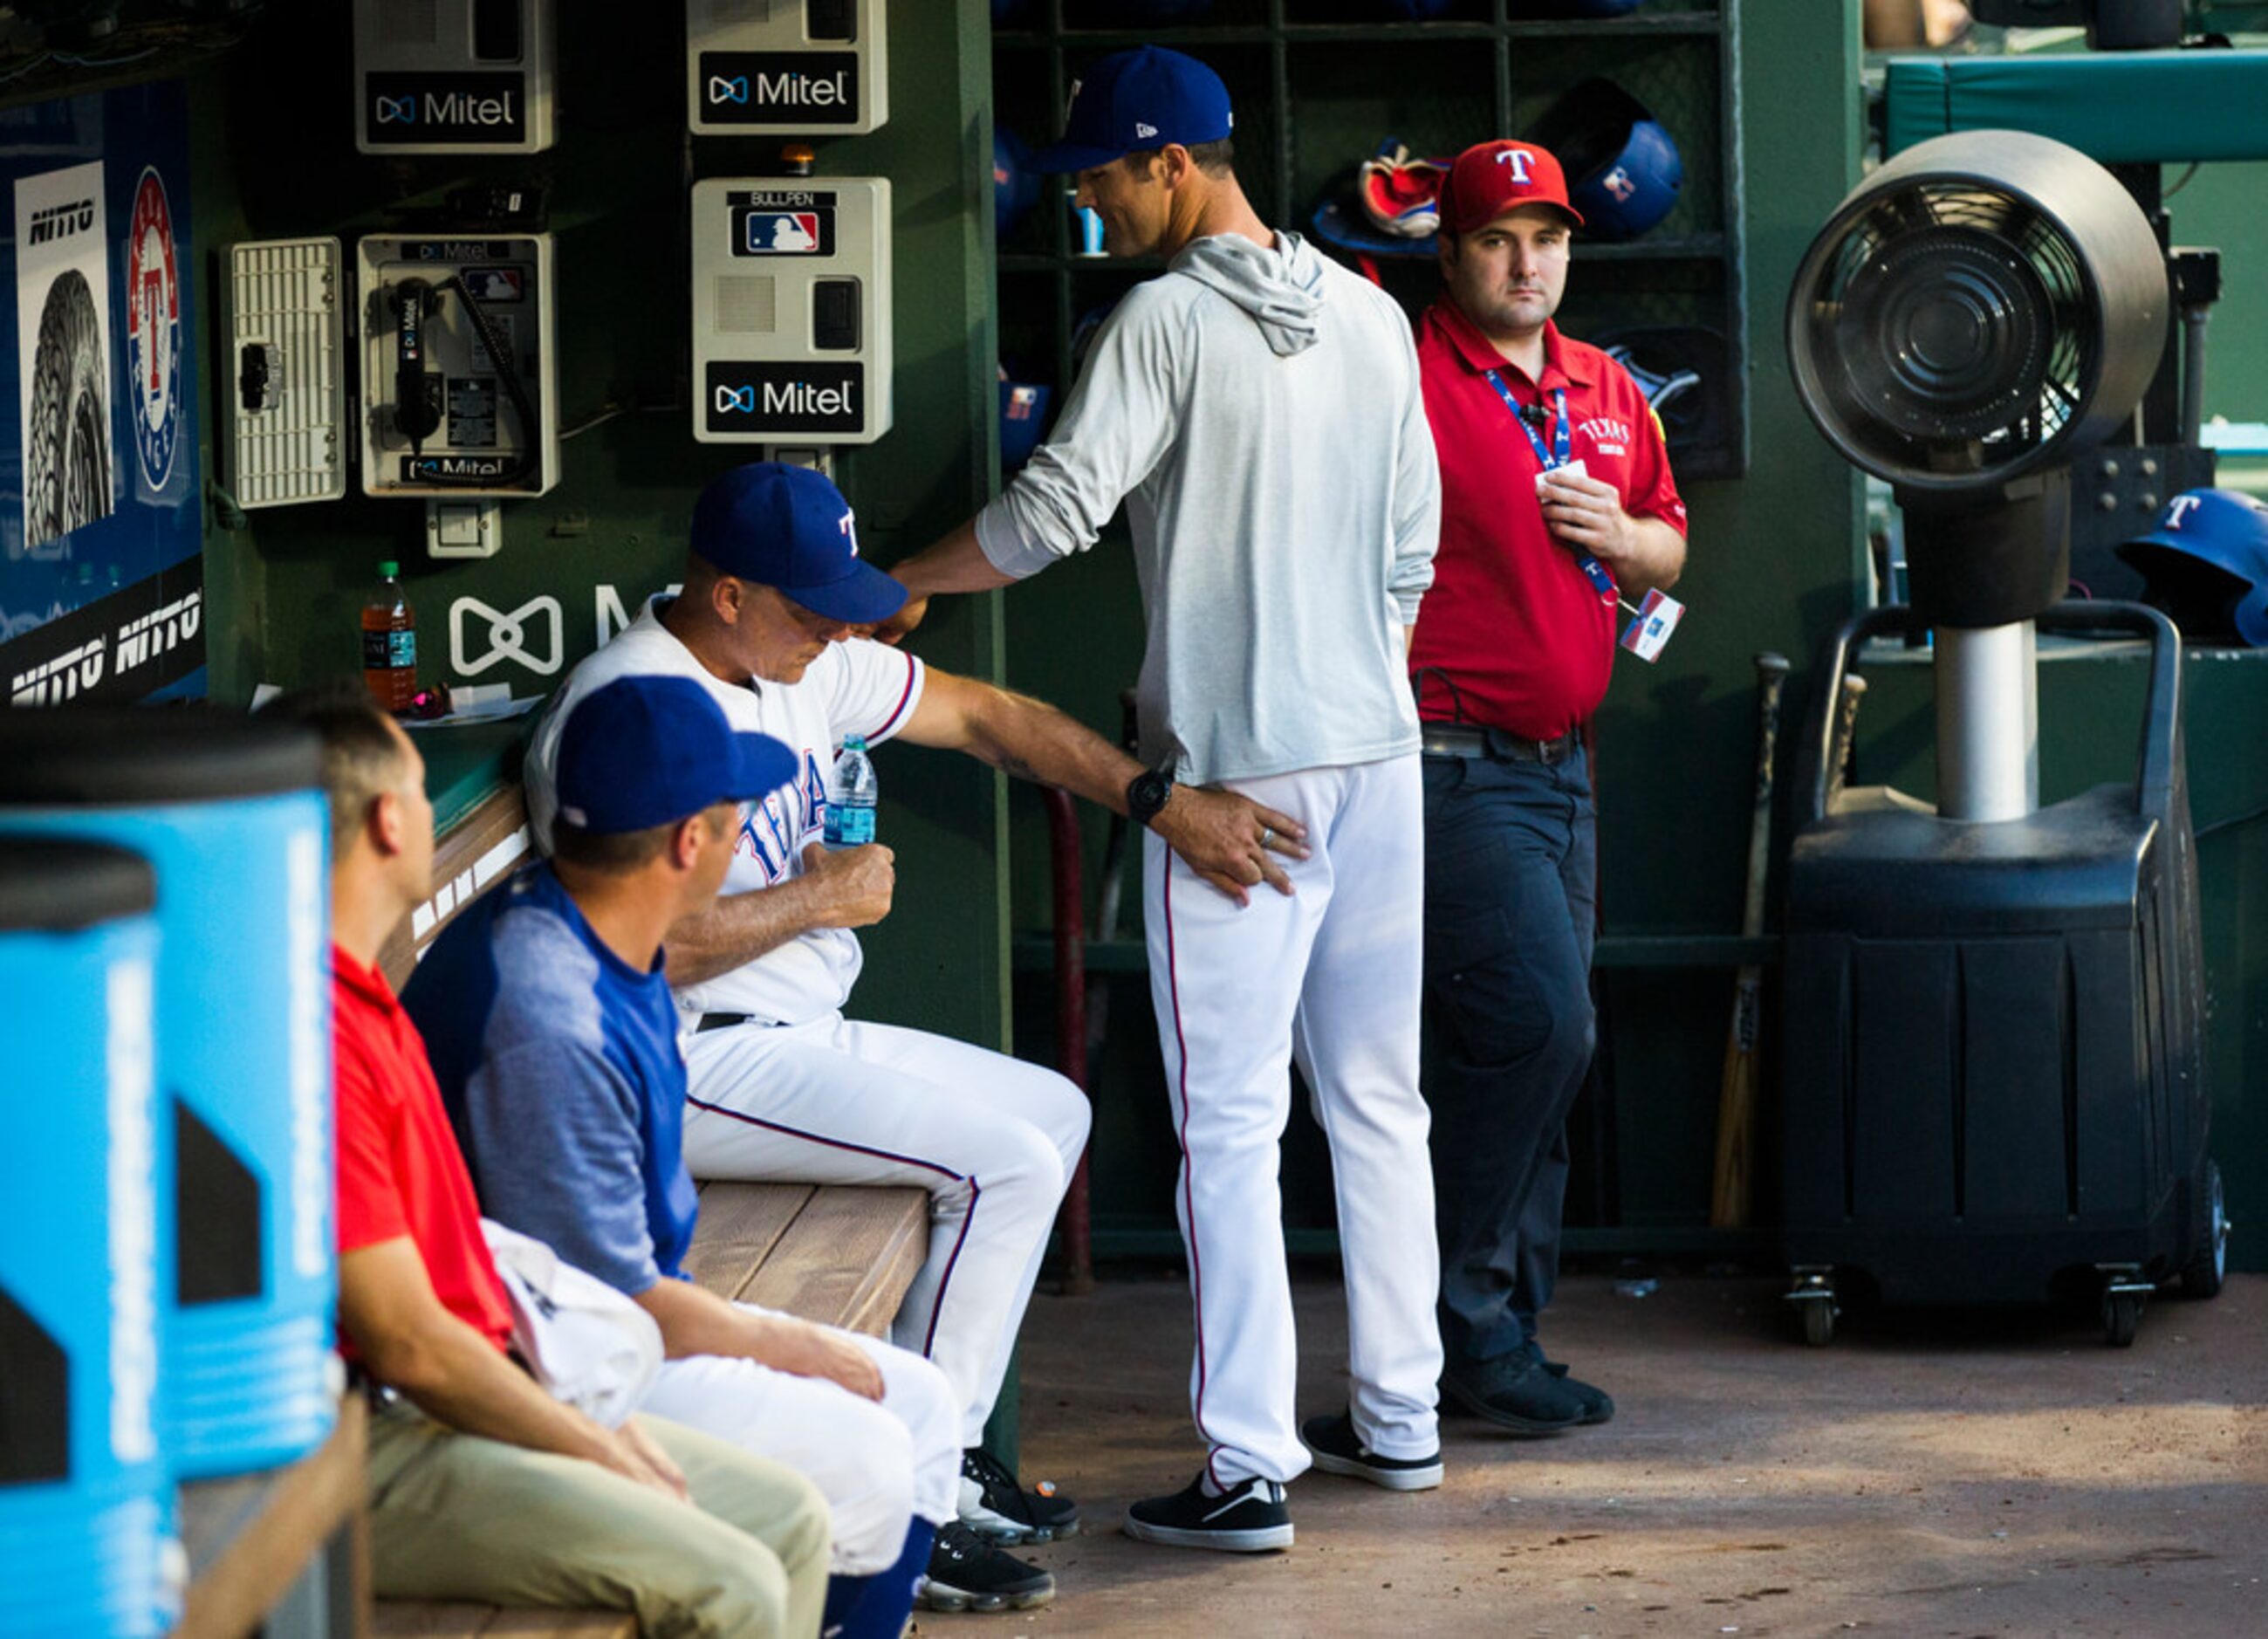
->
xmin=525 ymin=595 xmax=925 ymax=1028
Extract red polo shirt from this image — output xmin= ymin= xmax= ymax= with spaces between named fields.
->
xmin=332 ymin=943 xmax=515 ymax=1358
xmin=1409 ymin=298 xmax=1687 ymax=741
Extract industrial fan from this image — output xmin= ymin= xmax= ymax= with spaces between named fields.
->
xmin=1775 ymin=131 xmax=2224 ymax=1348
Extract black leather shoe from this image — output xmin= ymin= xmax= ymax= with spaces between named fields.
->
xmin=1535 ymin=1351 xmax=1615 ymax=1426
xmin=1441 ymin=1353 xmax=1586 ymax=1435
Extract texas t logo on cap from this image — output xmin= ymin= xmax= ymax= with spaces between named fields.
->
xmin=1440 ymin=139 xmax=1585 ymax=233
xmin=689 ymin=461 xmax=906 ymax=626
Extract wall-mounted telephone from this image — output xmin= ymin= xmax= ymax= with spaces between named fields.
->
xmin=355 ymin=0 xmax=557 ymax=154
xmin=687 ymin=0 xmax=887 ymax=137
xmin=691 ymin=177 xmax=890 ymax=445
xmin=222 ymin=233 xmax=558 ymax=507
xmin=359 ymin=235 xmax=558 ymax=497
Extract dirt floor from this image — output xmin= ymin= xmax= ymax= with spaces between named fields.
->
xmin=919 ymin=1268 xmax=2265 ymax=1638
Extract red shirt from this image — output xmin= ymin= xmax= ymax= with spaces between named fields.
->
xmin=332 ymin=943 xmax=515 ymax=1358
xmin=1409 ymin=299 xmax=1687 ymax=741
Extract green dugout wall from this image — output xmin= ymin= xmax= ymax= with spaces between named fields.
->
xmin=144 ymin=1 xmax=2259 ymax=1270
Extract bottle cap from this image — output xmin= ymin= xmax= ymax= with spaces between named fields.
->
xmin=380 ymin=560 xmax=400 ymax=577
xmin=843 ymin=733 xmax=867 ymax=750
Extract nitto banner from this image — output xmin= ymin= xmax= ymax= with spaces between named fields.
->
xmin=0 ymin=81 xmax=202 ymax=703
xmin=15 ymin=160 xmax=113 ymax=555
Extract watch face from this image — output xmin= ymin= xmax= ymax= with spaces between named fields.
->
xmin=1130 ymin=770 xmax=1170 ymax=821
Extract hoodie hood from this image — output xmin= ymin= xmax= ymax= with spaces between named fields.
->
xmin=1170 ymin=230 xmax=1326 ymax=358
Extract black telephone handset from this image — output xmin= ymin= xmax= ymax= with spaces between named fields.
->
xmin=392 ymin=278 xmax=443 ymax=450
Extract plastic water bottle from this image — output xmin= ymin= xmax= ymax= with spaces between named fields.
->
xmin=824 ymin=734 xmax=877 ymax=848
xmin=361 ymin=559 xmax=417 ymax=714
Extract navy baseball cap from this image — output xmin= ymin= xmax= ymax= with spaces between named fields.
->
xmin=1030 ymin=46 xmax=1234 ymax=174
xmin=689 ymin=461 xmax=908 ymax=626
xmin=554 ymin=675 xmax=797 ymax=835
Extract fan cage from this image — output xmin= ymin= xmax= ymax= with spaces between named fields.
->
xmin=1797 ymin=181 xmax=2105 ymax=489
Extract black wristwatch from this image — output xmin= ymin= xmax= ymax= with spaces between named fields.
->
xmin=1127 ymin=766 xmax=1176 ymax=829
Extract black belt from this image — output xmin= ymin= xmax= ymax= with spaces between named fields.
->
xmin=1421 ymin=723 xmax=1579 ymax=766
xmin=696 ymin=1012 xmax=755 ymax=1033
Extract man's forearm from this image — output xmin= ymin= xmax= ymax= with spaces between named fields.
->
xmin=961 ymin=685 xmax=1141 ymax=813
xmin=371 ymin=1315 xmax=618 ymax=1464
xmin=894 ymin=518 xmax=1021 ymax=599
xmin=1614 ymin=518 xmax=1688 ymax=598
xmin=637 ymin=1272 xmax=805 ymax=1362
xmin=662 ymin=874 xmax=831 ymax=988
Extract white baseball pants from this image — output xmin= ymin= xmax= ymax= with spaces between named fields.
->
xmin=680 ymin=1014 xmax=1091 ymax=1448
xmin=1144 ymin=754 xmax=1442 ymax=1488
xmin=639 ymin=1310 xmax=961 ymax=1574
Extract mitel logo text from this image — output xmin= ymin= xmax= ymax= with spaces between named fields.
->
xmin=723 ymin=70 xmax=846 ymax=108
xmin=401 ymin=454 xmax=514 ymax=481
xmin=703 ymin=362 xmax=864 ymax=435
xmin=27 ymin=196 xmax=95 ymax=244
xmin=698 ymin=52 xmax=860 ymax=126
xmin=366 ymin=72 xmax=528 ymax=145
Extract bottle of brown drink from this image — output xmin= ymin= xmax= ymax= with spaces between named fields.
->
xmin=361 ymin=560 xmax=417 ymax=714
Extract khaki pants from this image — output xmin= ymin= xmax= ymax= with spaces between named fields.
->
xmin=367 ymin=1402 xmax=830 ymax=1638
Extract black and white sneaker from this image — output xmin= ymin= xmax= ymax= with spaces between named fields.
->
xmin=959 ymin=1445 xmax=1081 ymax=1544
xmin=1299 ymin=1411 xmax=1445 ymax=1492
xmin=918 ymin=1519 xmax=1056 ymax=1614
xmin=1123 ymin=1471 xmax=1294 ymax=1553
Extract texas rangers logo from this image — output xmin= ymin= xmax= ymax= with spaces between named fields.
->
xmin=1497 ymin=147 xmax=1534 ymax=184
xmin=1601 ymin=166 xmax=1638 ymax=203
xmin=124 ymin=167 xmax=182 ymax=492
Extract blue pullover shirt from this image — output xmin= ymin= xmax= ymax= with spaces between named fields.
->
xmin=404 ymin=862 xmax=699 ymax=1294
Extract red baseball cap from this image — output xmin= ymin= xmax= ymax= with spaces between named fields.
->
xmin=1438 ymin=140 xmax=1585 ymax=233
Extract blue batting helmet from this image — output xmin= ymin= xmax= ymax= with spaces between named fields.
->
xmin=2118 ymin=488 xmax=2268 ymax=647
xmin=1527 ymin=78 xmax=1683 ymax=241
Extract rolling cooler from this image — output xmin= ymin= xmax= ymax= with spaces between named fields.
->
xmin=1780 ymin=603 xmax=2226 ymax=1347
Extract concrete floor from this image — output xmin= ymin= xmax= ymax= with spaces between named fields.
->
xmin=921 ymin=1267 xmax=2266 ymax=1638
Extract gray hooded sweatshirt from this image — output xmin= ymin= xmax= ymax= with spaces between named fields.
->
xmin=975 ymin=230 xmax=1440 ymax=785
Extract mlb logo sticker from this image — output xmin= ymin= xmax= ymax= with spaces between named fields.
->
xmin=745 ymin=212 xmax=822 ymax=254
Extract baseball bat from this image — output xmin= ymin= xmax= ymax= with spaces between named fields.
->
xmin=1709 ymin=652 xmax=1790 ymax=1230
xmin=1826 ymin=672 xmax=1868 ymax=811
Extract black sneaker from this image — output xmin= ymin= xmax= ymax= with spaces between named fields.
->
xmin=1441 ymin=1352 xmax=1586 ymax=1435
xmin=1123 ymin=1471 xmax=1294 ymax=1553
xmin=1532 ymin=1348 xmax=1615 ymax=1426
xmin=919 ymin=1519 xmax=1056 ymax=1614
xmin=1299 ymin=1411 xmax=1444 ymax=1492
xmin=959 ymin=1445 xmax=1081 ymax=1544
